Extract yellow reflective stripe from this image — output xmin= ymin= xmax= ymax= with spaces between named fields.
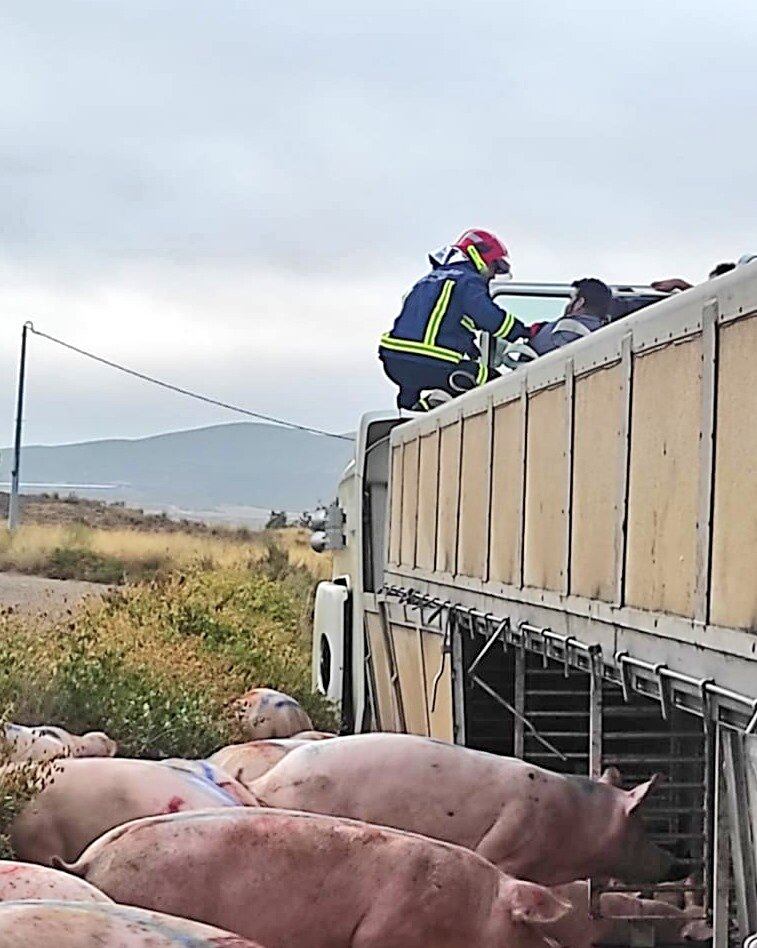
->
xmin=475 ymin=362 xmax=488 ymax=386
xmin=461 ymin=315 xmax=476 ymax=332
xmin=423 ymin=279 xmax=455 ymax=347
xmin=494 ymin=311 xmax=516 ymax=338
xmin=380 ymin=334 xmax=463 ymax=364
xmin=467 ymin=245 xmax=487 ymax=272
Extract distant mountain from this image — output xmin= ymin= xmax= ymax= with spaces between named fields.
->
xmin=0 ymin=423 xmax=354 ymax=519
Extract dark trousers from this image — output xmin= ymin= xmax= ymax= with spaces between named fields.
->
xmin=379 ymin=350 xmax=497 ymax=410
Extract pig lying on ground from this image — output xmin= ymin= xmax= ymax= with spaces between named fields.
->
xmin=0 ymin=900 xmax=265 ymax=947
xmin=546 ymin=881 xmax=712 ymax=946
xmin=207 ymin=739 xmax=309 ymax=785
xmin=11 ymin=757 xmax=247 ymax=865
xmin=0 ymin=861 xmax=111 ymax=903
xmin=232 ymin=688 xmax=312 ymax=739
xmin=2 ymin=724 xmax=68 ymax=763
xmin=61 ymin=807 xmax=571 ymax=948
xmin=30 ymin=726 xmax=117 ymax=758
xmin=251 ymin=733 xmax=672 ymax=885
xmin=2 ymin=723 xmax=117 ymax=762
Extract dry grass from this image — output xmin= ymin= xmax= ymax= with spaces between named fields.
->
xmin=0 ymin=524 xmax=332 ymax=584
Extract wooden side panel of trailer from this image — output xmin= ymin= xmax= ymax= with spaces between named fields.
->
xmin=399 ymin=438 xmax=419 ymax=568
xmin=570 ymin=363 xmax=624 ymax=602
xmin=388 ymin=446 xmax=402 ymax=566
xmin=365 ymin=611 xmax=401 ymax=731
xmin=385 ymin=276 xmax=757 ymax=642
xmin=489 ymin=398 xmax=524 ymax=586
xmin=416 ymin=432 xmax=440 ymax=571
xmin=390 ymin=623 xmax=428 ymax=735
xmin=711 ymin=316 xmax=757 ymax=630
xmin=420 ymin=631 xmax=454 ymax=742
xmin=625 ymin=338 xmax=702 ymax=618
xmin=436 ymin=421 xmax=462 ymax=574
xmin=524 ymin=384 xmax=568 ymax=591
xmin=458 ymin=411 xmax=490 ymax=579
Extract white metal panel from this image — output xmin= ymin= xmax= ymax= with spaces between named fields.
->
xmin=312 ymin=581 xmax=348 ymax=703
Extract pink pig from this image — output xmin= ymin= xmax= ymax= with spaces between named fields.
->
xmin=11 ymin=757 xmax=251 ymax=865
xmin=62 ymin=807 xmax=571 ymax=948
xmin=0 ymin=900 xmax=265 ymax=947
xmin=207 ymin=739 xmax=309 ymax=786
xmin=251 ymin=733 xmax=672 ymax=885
xmin=0 ymin=861 xmax=111 ymax=904
xmin=232 ymin=688 xmax=312 ymax=739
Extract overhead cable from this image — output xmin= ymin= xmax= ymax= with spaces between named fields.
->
xmin=25 ymin=323 xmax=354 ymax=443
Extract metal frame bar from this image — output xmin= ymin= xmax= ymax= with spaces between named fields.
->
xmin=450 ymin=615 xmax=467 ymax=745
xmin=377 ymin=598 xmax=407 ymax=732
xmin=513 ymin=646 xmax=526 ymax=758
xmin=482 ymin=401 xmax=495 ymax=583
xmin=384 ymin=564 xmax=757 ymax=690
xmin=380 ymin=588 xmax=757 ymax=726
xmin=713 ymin=725 xmax=732 ymax=948
xmin=490 ymin=281 xmax=670 ymax=301
xmin=517 ymin=376 xmax=528 ymax=589
xmin=411 ymin=429 xmax=422 ymax=571
xmin=563 ymin=357 xmax=575 ymax=596
xmin=695 ymin=299 xmax=718 ymax=624
xmin=616 ymin=332 xmax=633 ymax=606
xmin=589 ymin=651 xmax=603 ymax=778
xmin=722 ymin=728 xmax=757 ymax=939
xmin=362 ymin=621 xmax=382 ymax=731
xmin=452 ymin=415 xmax=464 ymax=577
xmin=387 ymin=443 xmax=403 ymax=567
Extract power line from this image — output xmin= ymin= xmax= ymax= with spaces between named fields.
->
xmin=26 ymin=322 xmax=355 ymax=443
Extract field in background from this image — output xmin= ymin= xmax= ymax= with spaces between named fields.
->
xmin=0 ymin=523 xmax=330 ymax=584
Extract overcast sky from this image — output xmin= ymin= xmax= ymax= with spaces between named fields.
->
xmin=1 ymin=0 xmax=755 ymax=447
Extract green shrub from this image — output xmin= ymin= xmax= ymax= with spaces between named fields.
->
xmin=47 ymin=546 xmax=125 ymax=584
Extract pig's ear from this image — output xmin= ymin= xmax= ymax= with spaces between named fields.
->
xmin=599 ymin=766 xmax=622 ymax=787
xmin=507 ymin=880 xmax=571 ymax=924
xmin=624 ymin=773 xmax=663 ymax=816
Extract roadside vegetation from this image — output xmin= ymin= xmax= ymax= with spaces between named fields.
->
xmin=0 ymin=540 xmax=335 ymax=761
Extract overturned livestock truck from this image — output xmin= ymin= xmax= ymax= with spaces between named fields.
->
xmin=311 ymin=262 xmax=757 ymax=947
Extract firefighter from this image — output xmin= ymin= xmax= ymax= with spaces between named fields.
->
xmin=379 ymin=229 xmax=530 ymax=411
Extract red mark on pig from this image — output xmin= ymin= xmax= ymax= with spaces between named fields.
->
xmin=164 ymin=796 xmax=185 ymax=814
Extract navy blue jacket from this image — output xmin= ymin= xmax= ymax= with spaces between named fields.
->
xmin=380 ymin=261 xmax=527 ymax=365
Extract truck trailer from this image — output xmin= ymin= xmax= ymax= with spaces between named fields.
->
xmin=311 ymin=263 xmax=757 ymax=946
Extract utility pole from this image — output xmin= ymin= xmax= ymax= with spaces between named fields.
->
xmin=8 ymin=321 xmax=31 ymax=531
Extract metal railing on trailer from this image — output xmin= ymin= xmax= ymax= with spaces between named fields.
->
xmin=378 ymin=585 xmax=757 ymax=948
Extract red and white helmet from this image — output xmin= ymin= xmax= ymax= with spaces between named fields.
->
xmin=454 ymin=229 xmax=511 ymax=277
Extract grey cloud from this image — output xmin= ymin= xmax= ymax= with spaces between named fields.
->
xmin=0 ymin=0 xmax=755 ymax=447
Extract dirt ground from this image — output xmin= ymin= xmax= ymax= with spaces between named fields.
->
xmin=0 ymin=571 xmax=106 ymax=617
